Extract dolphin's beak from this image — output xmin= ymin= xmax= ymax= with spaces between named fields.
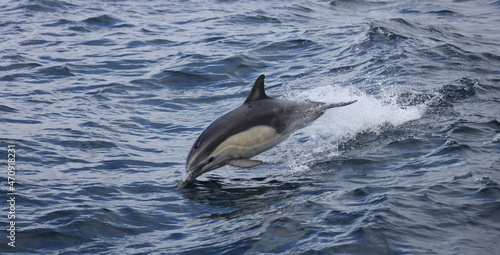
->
xmin=177 ymin=154 xmax=219 ymax=189
xmin=175 ymin=173 xmax=193 ymax=189
xmin=175 ymin=166 xmax=203 ymax=189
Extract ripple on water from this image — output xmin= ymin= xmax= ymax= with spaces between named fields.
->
xmin=1 ymin=0 xmax=500 ymax=254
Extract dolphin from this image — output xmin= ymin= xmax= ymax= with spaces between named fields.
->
xmin=175 ymin=75 xmax=356 ymax=188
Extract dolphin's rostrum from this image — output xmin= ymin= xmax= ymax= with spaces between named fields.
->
xmin=176 ymin=75 xmax=356 ymax=188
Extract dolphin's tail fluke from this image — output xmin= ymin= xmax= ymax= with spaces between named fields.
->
xmin=321 ymin=100 xmax=357 ymax=110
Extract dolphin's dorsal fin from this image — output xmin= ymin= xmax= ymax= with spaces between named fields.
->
xmin=244 ymin=74 xmax=270 ymax=103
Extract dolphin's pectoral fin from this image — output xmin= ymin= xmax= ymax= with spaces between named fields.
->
xmin=228 ymin=158 xmax=263 ymax=168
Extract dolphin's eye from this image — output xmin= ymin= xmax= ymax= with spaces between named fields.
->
xmin=208 ymin=157 xmax=214 ymax=163
xmin=193 ymin=142 xmax=200 ymax=150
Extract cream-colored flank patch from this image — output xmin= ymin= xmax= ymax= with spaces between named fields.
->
xmin=210 ymin=125 xmax=279 ymax=158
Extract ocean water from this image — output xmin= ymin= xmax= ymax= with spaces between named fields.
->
xmin=1 ymin=0 xmax=499 ymax=254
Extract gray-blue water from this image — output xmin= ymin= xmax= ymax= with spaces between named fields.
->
xmin=1 ymin=0 xmax=500 ymax=254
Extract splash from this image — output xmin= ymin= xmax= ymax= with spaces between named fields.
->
xmin=276 ymin=84 xmax=427 ymax=173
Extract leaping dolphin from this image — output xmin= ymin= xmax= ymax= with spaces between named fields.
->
xmin=175 ymin=75 xmax=356 ymax=189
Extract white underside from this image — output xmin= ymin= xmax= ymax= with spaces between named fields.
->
xmin=210 ymin=125 xmax=281 ymax=159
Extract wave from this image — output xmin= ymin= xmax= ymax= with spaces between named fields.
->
xmin=274 ymin=82 xmax=428 ymax=173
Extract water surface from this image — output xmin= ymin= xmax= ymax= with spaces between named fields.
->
xmin=1 ymin=0 xmax=499 ymax=254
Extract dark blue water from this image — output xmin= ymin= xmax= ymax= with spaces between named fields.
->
xmin=1 ymin=0 xmax=500 ymax=254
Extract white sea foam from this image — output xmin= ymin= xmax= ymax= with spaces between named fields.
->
xmin=274 ymin=84 xmax=427 ymax=173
